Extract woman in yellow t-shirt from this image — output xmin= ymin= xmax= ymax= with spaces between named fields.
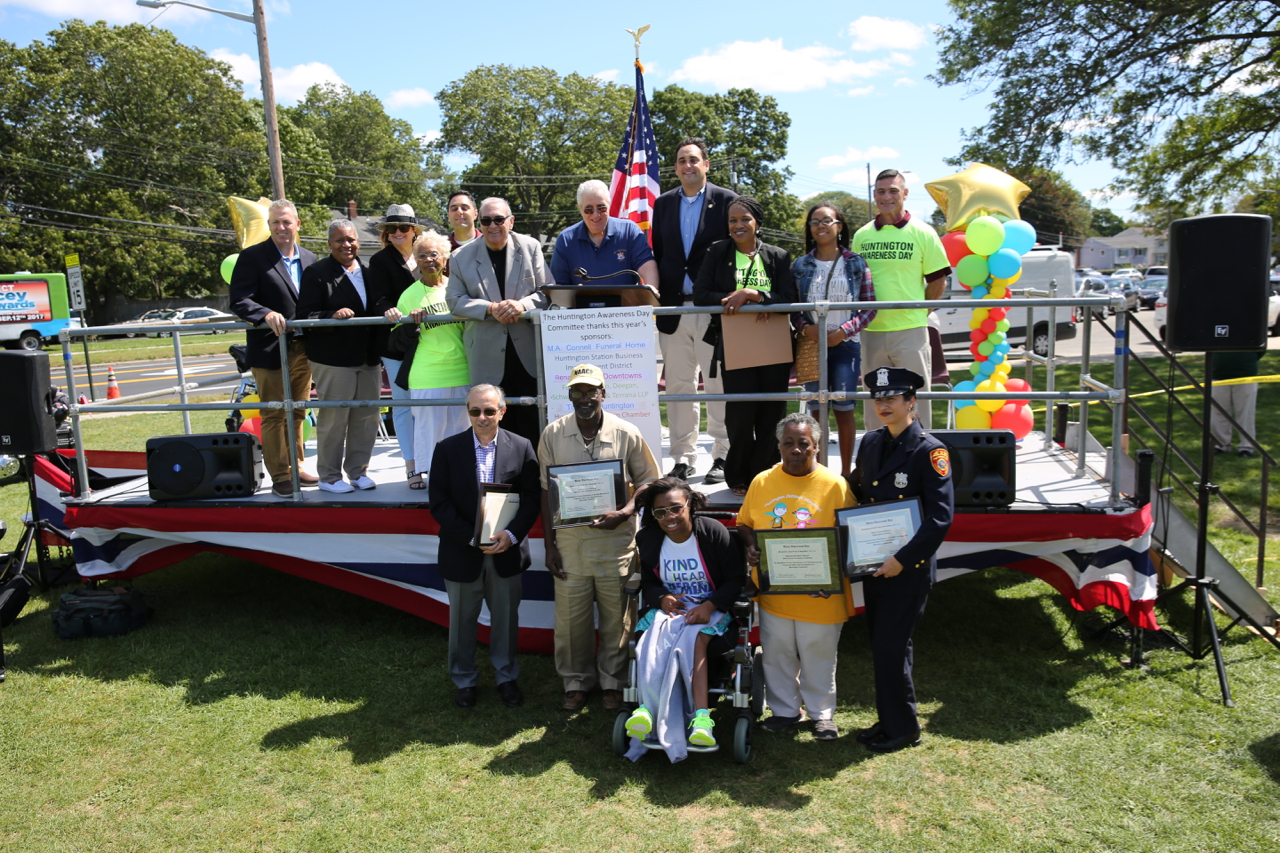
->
xmin=736 ymin=412 xmax=854 ymax=741
xmin=385 ymin=231 xmax=470 ymax=486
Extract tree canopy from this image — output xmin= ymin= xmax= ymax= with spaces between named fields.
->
xmin=934 ymin=0 xmax=1280 ymax=212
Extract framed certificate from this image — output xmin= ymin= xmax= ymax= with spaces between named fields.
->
xmin=473 ymin=483 xmax=520 ymax=547
xmin=547 ymin=459 xmax=626 ymax=529
xmin=836 ymin=498 xmax=922 ymax=579
xmin=755 ymin=527 xmax=843 ymax=595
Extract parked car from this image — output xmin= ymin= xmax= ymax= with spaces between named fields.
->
xmin=1136 ymin=276 xmax=1167 ymax=309
xmin=1078 ymin=276 xmax=1136 ymax=317
xmin=1153 ymin=293 xmax=1168 ymax=340
xmin=149 ymin=306 xmax=237 ymax=337
xmin=1075 ymin=267 xmax=1102 ymax=278
xmin=1144 ymin=265 xmax=1169 ymax=277
xmin=1110 ymin=267 xmax=1145 ymax=282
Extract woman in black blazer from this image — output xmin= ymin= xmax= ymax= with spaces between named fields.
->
xmin=366 ymin=204 xmax=422 ymax=485
xmin=296 ymin=219 xmax=385 ymax=493
xmin=693 ymin=196 xmax=797 ymax=494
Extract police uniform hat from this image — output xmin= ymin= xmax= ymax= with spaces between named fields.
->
xmin=865 ymin=366 xmax=925 ymax=398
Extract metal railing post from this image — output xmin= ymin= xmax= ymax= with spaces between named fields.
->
xmin=816 ymin=301 xmax=829 ymax=467
xmin=278 ymin=327 xmax=302 ymax=502
xmin=171 ymin=331 xmax=192 ymax=436
xmin=60 ymin=333 xmax=90 ymax=498
xmin=1110 ymin=309 xmax=1128 ymax=506
xmin=1077 ymin=303 xmax=1093 ymax=477
xmin=1044 ymin=280 xmax=1057 ymax=451
xmin=533 ymin=311 xmax=548 ymax=433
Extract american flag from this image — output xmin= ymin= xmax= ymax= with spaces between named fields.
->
xmin=607 ymin=64 xmax=661 ymax=244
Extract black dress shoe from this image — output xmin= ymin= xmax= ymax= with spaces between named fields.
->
xmin=866 ymin=730 xmax=922 ymax=754
xmin=497 ymin=680 xmax=523 ymax=707
xmin=703 ymin=458 xmax=726 ymax=485
xmin=454 ymin=686 xmax=477 ymax=708
xmin=666 ymin=462 xmax=693 ymax=480
xmin=855 ymin=722 xmax=884 ymax=745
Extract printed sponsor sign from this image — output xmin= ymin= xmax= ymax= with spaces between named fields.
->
xmin=0 ymin=280 xmax=53 ymax=323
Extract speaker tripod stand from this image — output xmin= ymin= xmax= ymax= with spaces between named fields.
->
xmin=0 ymin=456 xmax=57 ymax=684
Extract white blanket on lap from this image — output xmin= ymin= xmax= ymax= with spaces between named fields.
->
xmin=625 ymin=611 xmax=706 ymax=763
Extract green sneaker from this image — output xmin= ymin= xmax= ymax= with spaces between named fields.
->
xmin=689 ymin=709 xmax=715 ymax=746
xmin=626 ymin=705 xmax=653 ymax=738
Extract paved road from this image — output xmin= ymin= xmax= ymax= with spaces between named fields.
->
xmin=67 ymin=354 xmax=244 ymax=403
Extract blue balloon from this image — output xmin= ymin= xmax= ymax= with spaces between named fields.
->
xmin=1001 ymin=219 xmax=1037 ymax=256
xmin=971 ymin=286 xmax=989 ymax=300
xmin=994 ymin=342 xmax=1011 ymax=355
xmin=979 ymin=360 xmax=996 ymax=375
xmin=988 ymin=248 xmax=1023 ymax=279
xmin=953 ymin=379 xmax=977 ymax=409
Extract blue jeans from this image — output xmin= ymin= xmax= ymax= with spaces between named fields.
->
xmin=382 ymin=356 xmax=415 ymax=461
xmin=804 ymin=339 xmax=861 ymax=413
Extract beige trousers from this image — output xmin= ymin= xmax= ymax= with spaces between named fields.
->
xmin=310 ymin=362 xmax=381 ymax=484
xmin=250 ymin=344 xmax=311 ymax=485
xmin=861 ymin=326 xmax=932 ymax=430
xmin=553 ymin=528 xmax=637 ymax=692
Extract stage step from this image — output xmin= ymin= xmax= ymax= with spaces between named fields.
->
xmin=1150 ymin=489 xmax=1279 ymax=638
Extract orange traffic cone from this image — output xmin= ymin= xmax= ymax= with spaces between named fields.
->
xmin=106 ymin=366 xmax=121 ymax=400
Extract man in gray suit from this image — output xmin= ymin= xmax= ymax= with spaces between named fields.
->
xmin=446 ymin=197 xmax=550 ymax=447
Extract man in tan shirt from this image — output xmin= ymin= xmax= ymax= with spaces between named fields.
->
xmin=539 ymin=364 xmax=660 ymax=713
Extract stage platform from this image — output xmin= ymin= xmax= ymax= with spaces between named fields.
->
xmin=34 ymin=431 xmax=1157 ymax=656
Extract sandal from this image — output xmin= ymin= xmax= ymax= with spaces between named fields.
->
xmin=732 ymin=485 xmax=748 ymax=496
xmin=408 ymin=472 xmax=426 ymax=490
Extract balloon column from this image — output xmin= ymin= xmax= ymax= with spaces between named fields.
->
xmin=926 ymin=164 xmax=1036 ymax=439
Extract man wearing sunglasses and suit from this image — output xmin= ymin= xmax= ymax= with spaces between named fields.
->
xmin=428 ymin=384 xmax=542 ymax=709
xmin=446 ymin=196 xmax=551 ymax=448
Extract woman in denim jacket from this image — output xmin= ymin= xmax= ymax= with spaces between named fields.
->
xmin=791 ymin=203 xmax=877 ymax=475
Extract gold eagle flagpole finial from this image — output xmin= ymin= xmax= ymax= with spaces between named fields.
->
xmin=625 ymin=25 xmax=650 ymax=67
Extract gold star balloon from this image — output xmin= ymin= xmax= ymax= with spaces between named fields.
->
xmin=926 ymin=164 xmax=1031 ymax=232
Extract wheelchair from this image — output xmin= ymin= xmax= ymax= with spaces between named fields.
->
xmin=611 ymin=533 xmax=764 ymax=764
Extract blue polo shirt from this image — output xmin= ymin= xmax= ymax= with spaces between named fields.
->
xmin=550 ymin=217 xmax=655 ymax=285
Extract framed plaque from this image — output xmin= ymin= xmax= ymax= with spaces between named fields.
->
xmin=473 ymin=483 xmax=520 ymax=547
xmin=547 ymin=459 xmax=626 ymax=529
xmin=836 ymin=498 xmax=922 ymax=578
xmin=755 ymin=527 xmax=843 ymax=595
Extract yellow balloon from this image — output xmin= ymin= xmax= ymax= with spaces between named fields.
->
xmin=976 ymin=379 xmax=1006 ymax=412
xmin=990 ymin=284 xmax=1008 ymax=299
xmin=240 ymin=394 xmax=261 ymax=420
xmin=956 ymin=405 xmax=993 ymax=429
xmin=973 ymin=307 xmax=990 ymax=322
xmin=227 ymin=196 xmax=273 ymax=249
xmin=993 ymin=363 xmax=1012 ymax=380
xmin=925 ymin=163 xmax=1032 ymax=232
xmin=993 ymin=269 xmax=1022 ymax=286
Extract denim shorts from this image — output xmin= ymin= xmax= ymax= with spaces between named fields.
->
xmin=803 ymin=338 xmax=861 ymax=413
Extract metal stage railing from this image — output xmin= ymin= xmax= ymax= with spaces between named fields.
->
xmin=58 ymin=290 xmax=1124 ymax=504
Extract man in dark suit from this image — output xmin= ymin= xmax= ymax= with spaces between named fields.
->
xmin=428 ymin=384 xmax=541 ymax=709
xmin=229 ymin=199 xmax=319 ymax=498
xmin=652 ymin=137 xmax=735 ymax=483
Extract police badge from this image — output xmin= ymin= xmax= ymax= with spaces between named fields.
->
xmin=894 ymin=472 xmax=908 ymax=489
xmin=877 ymin=368 xmax=889 ymax=386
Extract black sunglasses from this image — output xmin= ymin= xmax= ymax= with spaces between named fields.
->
xmin=467 ymin=407 xmax=501 ymax=417
xmin=385 ymin=223 xmax=415 ymax=233
xmin=478 ymin=216 xmax=509 ymax=227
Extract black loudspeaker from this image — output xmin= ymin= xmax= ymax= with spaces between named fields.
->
xmin=929 ymin=429 xmax=1017 ymax=507
xmin=1167 ymin=214 xmax=1272 ymax=352
xmin=145 ymin=433 xmax=264 ymax=501
xmin=0 ymin=351 xmax=57 ymax=456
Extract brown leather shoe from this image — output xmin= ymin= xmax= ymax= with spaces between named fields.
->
xmin=562 ymin=690 xmax=587 ymax=712
xmin=602 ymin=689 xmax=623 ymax=710
xmin=270 ymin=481 xmax=294 ymax=498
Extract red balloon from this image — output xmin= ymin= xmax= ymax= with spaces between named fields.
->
xmin=238 ymin=417 xmax=262 ymax=439
xmin=988 ymin=307 xmax=1008 ymax=321
xmin=970 ymin=329 xmax=985 ymax=343
xmin=992 ymin=402 xmax=1034 ymax=439
xmin=981 ymin=319 xmax=997 ymax=334
xmin=942 ymin=230 xmax=973 ymax=267
xmin=969 ymin=341 xmax=982 ymax=357
xmin=1004 ymin=378 xmax=1032 ymax=406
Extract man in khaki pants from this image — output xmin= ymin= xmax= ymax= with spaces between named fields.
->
xmin=539 ymin=364 xmax=660 ymax=713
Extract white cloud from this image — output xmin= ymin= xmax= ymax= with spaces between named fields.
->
xmin=846 ymin=86 xmax=875 ymax=97
xmin=416 ymin=130 xmax=442 ymax=144
xmin=211 ymin=49 xmax=262 ymax=95
xmin=846 ymin=16 xmax=929 ymax=52
xmin=894 ymin=77 xmax=916 ymax=87
xmin=670 ymin=39 xmax=890 ymax=92
xmin=593 ymin=69 xmax=620 ymax=83
xmin=818 ymin=146 xmax=900 ymax=168
xmin=889 ymin=52 xmax=915 ymax=66
xmin=387 ymin=87 xmax=435 ymax=109
xmin=211 ymin=50 xmax=343 ymax=103
xmin=830 ymin=169 xmax=868 ymax=185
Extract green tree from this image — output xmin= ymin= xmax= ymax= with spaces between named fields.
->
xmin=933 ymin=1 xmax=1280 ymax=212
xmin=435 ymin=66 xmax=633 ymax=235
xmin=650 ymin=85 xmax=802 ymax=235
xmin=1090 ymin=208 xmax=1127 ymax=237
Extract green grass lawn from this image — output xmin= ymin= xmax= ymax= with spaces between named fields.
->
xmin=53 ymin=331 xmax=248 ymax=367
xmin=1 ymin=358 xmax=1279 ymax=851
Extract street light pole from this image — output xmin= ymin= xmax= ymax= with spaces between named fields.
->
xmin=136 ymin=0 xmax=286 ymax=200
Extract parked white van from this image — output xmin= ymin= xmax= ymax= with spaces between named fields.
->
xmin=934 ymin=246 xmax=1079 ymax=357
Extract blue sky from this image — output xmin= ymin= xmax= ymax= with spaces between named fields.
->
xmin=0 ymin=0 xmax=1135 ymax=237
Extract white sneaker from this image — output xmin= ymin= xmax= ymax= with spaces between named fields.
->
xmin=351 ymin=475 xmax=377 ymax=490
xmin=318 ymin=480 xmax=354 ymax=494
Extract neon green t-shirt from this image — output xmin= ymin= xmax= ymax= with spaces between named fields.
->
xmin=734 ymin=251 xmax=772 ymax=292
xmin=852 ymin=216 xmax=948 ymax=332
xmin=395 ymin=280 xmax=469 ymax=390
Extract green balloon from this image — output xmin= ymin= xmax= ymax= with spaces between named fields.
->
xmin=220 ymin=253 xmax=239 ymax=285
xmin=965 ymin=216 xmax=1006 ymax=256
xmin=988 ymin=330 xmax=1007 ymax=346
xmin=969 ymin=361 xmax=983 ymax=376
xmin=978 ymin=341 xmax=994 ymax=356
xmin=996 ymin=319 xmax=1011 ymax=333
xmin=956 ymin=254 xmax=990 ymax=287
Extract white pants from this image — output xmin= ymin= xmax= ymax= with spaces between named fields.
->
xmin=1211 ymin=383 xmax=1258 ymax=452
xmin=410 ymin=385 xmax=470 ymax=476
xmin=659 ymin=311 xmax=729 ymax=466
xmin=861 ymin=327 xmax=932 ymax=430
xmin=759 ymin=608 xmax=843 ymax=721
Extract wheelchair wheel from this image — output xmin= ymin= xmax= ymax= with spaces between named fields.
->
xmin=732 ymin=716 xmax=753 ymax=764
xmin=749 ymin=647 xmax=765 ymax=718
xmin=611 ymin=710 xmax=631 ymax=757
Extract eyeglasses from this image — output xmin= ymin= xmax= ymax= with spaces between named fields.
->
xmin=808 ymin=218 xmax=837 ymax=228
xmin=386 ymin=224 xmax=415 ymax=234
xmin=581 ymin=205 xmax=608 ymax=216
xmin=568 ymin=388 xmax=603 ymax=400
xmin=416 ymin=251 xmax=442 ymax=260
xmin=650 ymin=503 xmax=687 ymax=520
xmin=478 ymin=216 xmax=509 ymax=227
xmin=467 ymin=407 xmax=501 ymax=417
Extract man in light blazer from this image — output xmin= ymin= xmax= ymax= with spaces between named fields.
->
xmin=229 ymin=199 xmax=319 ymax=498
xmin=429 ymin=384 xmax=541 ymax=709
xmin=446 ymin=196 xmax=550 ymax=448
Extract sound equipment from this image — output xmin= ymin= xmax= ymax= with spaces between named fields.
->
xmin=145 ymin=433 xmax=263 ymax=501
xmin=1166 ymin=213 xmax=1272 ymax=352
xmin=929 ymin=429 xmax=1016 ymax=507
xmin=0 ymin=351 xmax=57 ymax=456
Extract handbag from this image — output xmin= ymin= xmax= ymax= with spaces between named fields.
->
xmin=794 ymin=257 xmax=841 ymax=386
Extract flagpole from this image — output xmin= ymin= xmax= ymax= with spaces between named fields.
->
xmin=625 ymin=24 xmax=650 ymax=69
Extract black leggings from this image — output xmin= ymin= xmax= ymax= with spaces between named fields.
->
xmin=721 ymin=361 xmax=790 ymax=489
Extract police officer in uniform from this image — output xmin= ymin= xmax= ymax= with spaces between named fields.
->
xmin=846 ymin=366 xmax=954 ymax=753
